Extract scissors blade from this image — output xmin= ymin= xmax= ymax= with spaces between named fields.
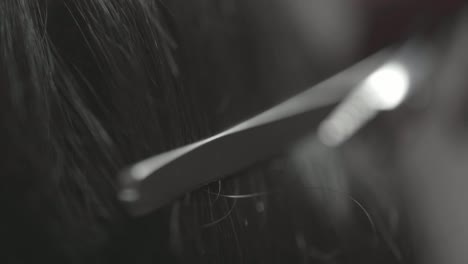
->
xmin=118 ymin=49 xmax=396 ymax=216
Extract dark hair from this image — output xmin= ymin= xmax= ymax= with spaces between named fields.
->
xmin=0 ymin=1 xmax=408 ymax=263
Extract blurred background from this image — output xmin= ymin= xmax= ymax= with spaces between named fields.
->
xmin=198 ymin=1 xmax=468 ymax=263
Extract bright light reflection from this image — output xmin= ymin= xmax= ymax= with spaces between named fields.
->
xmin=363 ymin=62 xmax=410 ymax=110
xmin=318 ymin=61 xmax=412 ymax=147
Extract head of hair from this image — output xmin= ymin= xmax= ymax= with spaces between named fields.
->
xmin=0 ymin=1 xmax=409 ymax=263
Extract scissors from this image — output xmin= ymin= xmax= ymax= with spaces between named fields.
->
xmin=118 ymin=40 xmax=433 ymax=216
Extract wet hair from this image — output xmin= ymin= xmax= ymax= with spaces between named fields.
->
xmin=0 ymin=1 xmax=409 ymax=263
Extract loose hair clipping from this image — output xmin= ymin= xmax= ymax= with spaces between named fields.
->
xmin=118 ymin=40 xmax=433 ymax=216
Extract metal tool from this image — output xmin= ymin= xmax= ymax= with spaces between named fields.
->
xmin=118 ymin=41 xmax=433 ymax=216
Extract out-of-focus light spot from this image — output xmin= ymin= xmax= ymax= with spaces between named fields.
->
xmin=318 ymin=61 xmax=411 ymax=147
xmin=255 ymin=201 xmax=265 ymax=213
xmin=119 ymin=188 xmax=140 ymax=202
xmin=363 ymin=62 xmax=410 ymax=110
xmin=319 ymin=119 xmax=345 ymax=147
xmin=130 ymin=165 xmax=151 ymax=181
